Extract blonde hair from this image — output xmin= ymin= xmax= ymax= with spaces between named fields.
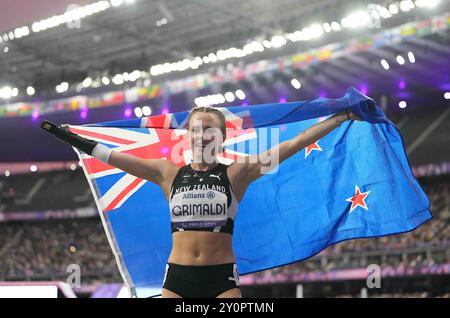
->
xmin=187 ymin=106 xmax=226 ymax=136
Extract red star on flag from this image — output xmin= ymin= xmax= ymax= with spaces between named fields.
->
xmin=304 ymin=141 xmax=322 ymax=158
xmin=346 ymin=185 xmax=370 ymax=213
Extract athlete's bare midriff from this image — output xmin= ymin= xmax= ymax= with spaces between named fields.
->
xmin=168 ymin=231 xmax=235 ymax=265
xmin=163 ymin=162 xmax=240 ymax=266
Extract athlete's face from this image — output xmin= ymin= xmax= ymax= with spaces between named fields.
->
xmin=188 ymin=112 xmax=224 ymax=163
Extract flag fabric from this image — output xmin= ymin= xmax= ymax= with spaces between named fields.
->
xmin=71 ymin=87 xmax=431 ymax=297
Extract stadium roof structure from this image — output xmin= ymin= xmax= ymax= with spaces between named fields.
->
xmin=0 ymin=0 xmax=449 ymax=164
xmin=0 ymin=0 xmax=448 ymax=96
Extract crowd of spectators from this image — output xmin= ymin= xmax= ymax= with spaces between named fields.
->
xmin=0 ymin=176 xmax=449 ymax=284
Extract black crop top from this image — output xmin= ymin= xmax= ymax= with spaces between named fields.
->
xmin=168 ymin=163 xmax=238 ymax=234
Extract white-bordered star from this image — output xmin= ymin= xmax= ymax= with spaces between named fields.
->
xmin=304 ymin=141 xmax=323 ymax=158
xmin=346 ymin=185 xmax=370 ymax=213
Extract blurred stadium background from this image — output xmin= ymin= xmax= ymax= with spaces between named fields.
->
xmin=0 ymin=0 xmax=449 ymax=298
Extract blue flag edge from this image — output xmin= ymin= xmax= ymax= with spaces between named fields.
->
xmin=73 ymin=148 xmax=138 ymax=297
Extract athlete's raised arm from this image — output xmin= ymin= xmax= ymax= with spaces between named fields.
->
xmin=40 ymin=121 xmax=178 ymax=187
xmin=229 ymin=110 xmax=360 ymax=196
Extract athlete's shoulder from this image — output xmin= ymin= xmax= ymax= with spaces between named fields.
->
xmin=220 ymin=162 xmax=231 ymax=169
xmin=161 ymin=161 xmax=184 ymax=186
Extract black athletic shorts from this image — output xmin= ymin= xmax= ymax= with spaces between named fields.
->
xmin=162 ymin=262 xmax=240 ymax=298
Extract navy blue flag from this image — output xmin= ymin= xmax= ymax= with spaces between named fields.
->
xmin=70 ymin=87 xmax=431 ymax=297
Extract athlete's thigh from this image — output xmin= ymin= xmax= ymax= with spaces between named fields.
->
xmin=216 ymin=288 xmax=242 ymax=298
xmin=162 ymin=288 xmax=182 ymax=298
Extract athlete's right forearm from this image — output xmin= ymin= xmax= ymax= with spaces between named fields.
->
xmin=41 ymin=120 xmax=167 ymax=184
xmin=41 ymin=120 xmax=112 ymax=164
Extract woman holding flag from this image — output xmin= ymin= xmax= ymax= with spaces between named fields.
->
xmin=41 ymin=106 xmax=359 ymax=298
